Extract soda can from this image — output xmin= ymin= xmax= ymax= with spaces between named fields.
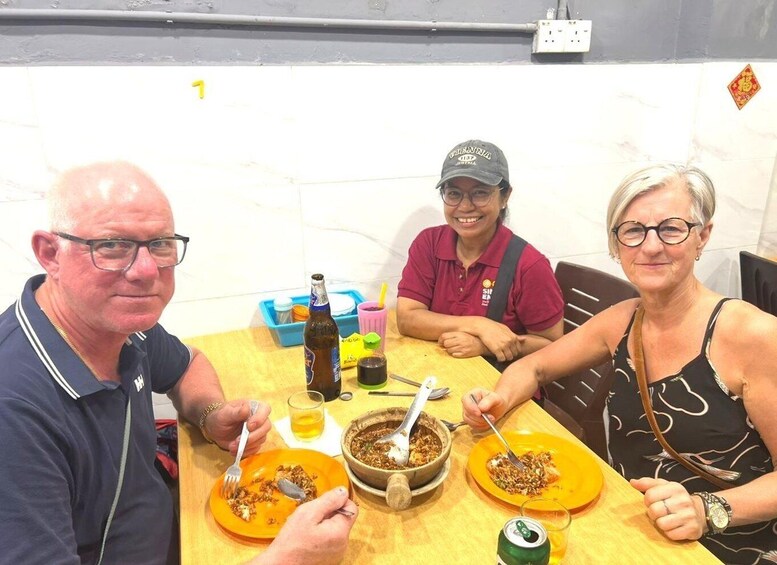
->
xmin=497 ymin=516 xmax=550 ymax=565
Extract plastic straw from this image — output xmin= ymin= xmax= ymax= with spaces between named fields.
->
xmin=377 ymin=282 xmax=388 ymax=309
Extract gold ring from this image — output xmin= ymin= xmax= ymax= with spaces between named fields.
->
xmin=662 ymin=499 xmax=671 ymax=515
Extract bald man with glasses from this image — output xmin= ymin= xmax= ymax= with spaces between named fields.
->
xmin=0 ymin=161 xmax=356 ymax=565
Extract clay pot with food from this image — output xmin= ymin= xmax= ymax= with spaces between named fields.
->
xmin=341 ymin=407 xmax=452 ymax=510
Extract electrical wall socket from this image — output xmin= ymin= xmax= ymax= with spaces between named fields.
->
xmin=532 ymin=20 xmax=567 ymax=53
xmin=532 ymin=19 xmax=592 ymax=54
xmin=564 ymin=19 xmax=592 ymax=53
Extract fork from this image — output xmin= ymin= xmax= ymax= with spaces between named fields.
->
xmin=468 ymin=394 xmax=525 ymax=470
xmin=221 ymin=399 xmax=259 ymax=498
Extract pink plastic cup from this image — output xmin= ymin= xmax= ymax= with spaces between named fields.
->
xmin=357 ymin=301 xmax=388 ymax=352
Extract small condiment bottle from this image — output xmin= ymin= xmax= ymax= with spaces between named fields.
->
xmin=291 ymin=304 xmax=310 ymax=323
xmin=273 ymin=296 xmax=293 ymax=325
xmin=357 ymin=332 xmax=387 ymax=389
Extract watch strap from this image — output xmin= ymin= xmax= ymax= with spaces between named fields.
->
xmin=696 ymin=491 xmax=732 ymax=534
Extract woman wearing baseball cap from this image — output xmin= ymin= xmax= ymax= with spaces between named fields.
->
xmin=397 ymin=139 xmax=564 ymax=369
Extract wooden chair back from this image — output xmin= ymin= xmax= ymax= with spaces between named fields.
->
xmin=542 ymin=261 xmax=639 ymax=460
xmin=740 ymin=251 xmax=777 ymax=316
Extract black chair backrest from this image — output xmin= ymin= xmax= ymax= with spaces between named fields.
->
xmin=740 ymin=251 xmax=777 ymax=316
xmin=543 ymin=261 xmax=639 ymax=460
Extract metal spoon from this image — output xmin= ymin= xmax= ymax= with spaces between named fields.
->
xmin=390 ymin=373 xmax=451 ymax=399
xmin=440 ymin=419 xmax=466 ymax=432
xmin=375 ymin=376 xmax=437 ymax=466
xmin=368 ymin=387 xmax=450 ymax=400
xmin=276 ymin=478 xmax=354 ymax=517
xmin=469 ymin=394 xmax=525 ymax=470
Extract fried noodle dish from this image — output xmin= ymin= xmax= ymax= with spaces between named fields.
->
xmin=226 ymin=464 xmax=317 ymax=524
xmin=350 ymin=421 xmax=442 ymax=470
xmin=227 ymin=480 xmax=274 ymax=523
xmin=486 ymin=451 xmax=560 ymax=496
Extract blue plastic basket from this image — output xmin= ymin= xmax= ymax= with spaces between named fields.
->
xmin=259 ymin=289 xmax=366 ymax=347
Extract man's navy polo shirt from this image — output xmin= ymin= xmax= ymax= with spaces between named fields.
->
xmin=398 ymin=224 xmax=564 ymax=333
xmin=0 ymin=275 xmax=191 ymax=564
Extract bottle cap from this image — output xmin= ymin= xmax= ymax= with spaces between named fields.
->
xmin=273 ymin=296 xmax=293 ymax=311
xmin=363 ymin=332 xmax=381 ymax=350
xmin=292 ymin=304 xmax=310 ymax=322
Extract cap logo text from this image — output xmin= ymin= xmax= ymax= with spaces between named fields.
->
xmin=448 ymin=146 xmax=492 ymax=160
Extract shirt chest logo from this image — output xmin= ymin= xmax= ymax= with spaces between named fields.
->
xmin=134 ymin=374 xmax=145 ymax=392
xmin=481 ymin=278 xmax=494 ymax=306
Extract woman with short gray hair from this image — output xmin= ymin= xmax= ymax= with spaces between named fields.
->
xmin=463 ymin=163 xmax=777 ymax=564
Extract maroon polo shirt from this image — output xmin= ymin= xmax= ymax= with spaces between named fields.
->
xmin=398 ymin=224 xmax=563 ymax=334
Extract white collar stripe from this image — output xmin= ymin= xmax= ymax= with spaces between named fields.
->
xmin=15 ymin=300 xmax=80 ymax=400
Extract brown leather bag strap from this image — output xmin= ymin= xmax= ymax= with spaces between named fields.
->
xmin=632 ymin=306 xmax=732 ymax=490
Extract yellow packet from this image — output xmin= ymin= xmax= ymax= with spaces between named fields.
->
xmin=340 ymin=332 xmax=367 ymax=368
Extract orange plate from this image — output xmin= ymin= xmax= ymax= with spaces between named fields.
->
xmin=468 ymin=430 xmax=603 ymax=510
xmin=209 ymin=448 xmax=350 ymax=539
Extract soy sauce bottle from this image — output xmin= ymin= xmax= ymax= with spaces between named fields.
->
xmin=357 ymin=332 xmax=387 ymax=389
xmin=303 ymin=274 xmax=341 ymax=401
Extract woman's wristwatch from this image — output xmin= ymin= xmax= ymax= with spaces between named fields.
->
xmin=695 ymin=492 xmax=732 ymax=534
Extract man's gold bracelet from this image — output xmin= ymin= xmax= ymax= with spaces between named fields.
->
xmin=198 ymin=401 xmax=224 ymax=444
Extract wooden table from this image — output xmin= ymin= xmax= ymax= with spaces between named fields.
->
xmin=179 ymin=313 xmax=720 ymax=564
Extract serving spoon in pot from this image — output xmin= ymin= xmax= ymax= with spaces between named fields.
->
xmin=374 ymin=376 xmax=437 ymax=466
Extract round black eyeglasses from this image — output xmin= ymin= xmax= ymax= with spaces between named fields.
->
xmin=612 ymin=217 xmax=700 ymax=247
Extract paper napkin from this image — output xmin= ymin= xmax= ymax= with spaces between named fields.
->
xmin=274 ymin=412 xmax=344 ymax=457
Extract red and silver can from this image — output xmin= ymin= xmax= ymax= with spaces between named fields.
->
xmin=497 ymin=516 xmax=551 ymax=565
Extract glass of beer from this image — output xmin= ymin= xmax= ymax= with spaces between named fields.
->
xmin=288 ymin=391 xmax=325 ymax=441
xmin=519 ymin=498 xmax=571 ymax=564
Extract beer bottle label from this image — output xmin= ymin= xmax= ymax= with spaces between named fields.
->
xmin=309 ymin=285 xmax=330 ymax=312
xmin=304 ymin=346 xmax=315 ymax=385
xmin=330 ymin=348 xmax=341 ymax=383
xmin=303 ymin=346 xmax=342 ymax=385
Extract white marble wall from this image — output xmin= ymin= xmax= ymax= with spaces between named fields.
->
xmin=2 ymin=63 xmax=775 ymax=416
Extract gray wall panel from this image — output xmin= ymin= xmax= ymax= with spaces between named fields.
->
xmin=0 ymin=1 xmax=775 ymax=64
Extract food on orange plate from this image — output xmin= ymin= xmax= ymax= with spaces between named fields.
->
xmin=350 ymin=421 xmax=442 ymax=470
xmin=250 ymin=476 xmax=280 ymax=503
xmin=486 ymin=451 xmax=560 ymax=496
xmin=227 ymin=486 xmax=265 ymax=522
xmin=274 ymin=464 xmax=318 ymax=503
xmin=226 ymin=465 xmax=318 ymax=524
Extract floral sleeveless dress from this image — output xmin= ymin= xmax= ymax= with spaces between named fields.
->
xmin=607 ymin=298 xmax=777 ymax=564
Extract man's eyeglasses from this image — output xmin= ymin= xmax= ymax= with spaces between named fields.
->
xmin=55 ymin=232 xmax=190 ymax=272
xmin=612 ymin=218 xmax=700 ymax=247
xmin=440 ymin=186 xmax=499 ymax=207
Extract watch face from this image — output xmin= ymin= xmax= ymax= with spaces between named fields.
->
xmin=710 ymin=504 xmax=729 ymax=529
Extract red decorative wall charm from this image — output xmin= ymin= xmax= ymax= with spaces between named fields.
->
xmin=728 ymin=64 xmax=761 ymax=110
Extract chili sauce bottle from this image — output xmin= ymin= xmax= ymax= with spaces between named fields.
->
xmin=357 ymin=332 xmax=387 ymax=389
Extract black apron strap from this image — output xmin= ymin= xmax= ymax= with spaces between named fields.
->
xmin=486 ymin=234 xmax=527 ymax=322
xmin=483 ymin=234 xmax=527 ymax=372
